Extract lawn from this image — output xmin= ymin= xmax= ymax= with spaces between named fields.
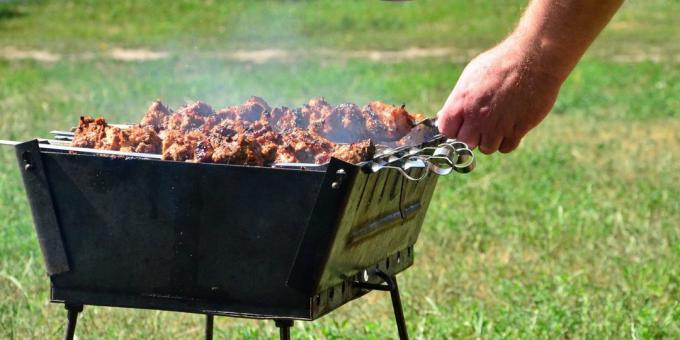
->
xmin=1 ymin=1 xmax=678 ymax=339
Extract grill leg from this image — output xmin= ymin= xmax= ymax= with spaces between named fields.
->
xmin=375 ymin=271 xmax=409 ymax=340
xmin=205 ymin=314 xmax=214 ymax=340
xmin=274 ymin=319 xmax=293 ymax=340
xmin=63 ymin=304 xmax=83 ymax=340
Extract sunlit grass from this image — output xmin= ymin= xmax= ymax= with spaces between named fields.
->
xmin=1 ymin=55 xmax=678 ymax=339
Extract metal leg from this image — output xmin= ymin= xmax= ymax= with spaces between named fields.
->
xmin=63 ymin=304 xmax=83 ymax=340
xmin=274 ymin=319 xmax=293 ymax=340
xmin=354 ymin=271 xmax=409 ymax=340
xmin=205 ymin=314 xmax=214 ymax=340
xmin=377 ymin=272 xmax=409 ymax=340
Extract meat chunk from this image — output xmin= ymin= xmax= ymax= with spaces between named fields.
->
xmin=266 ymin=107 xmax=309 ymax=132
xmin=119 ymin=125 xmax=162 ymax=154
xmin=161 ymin=130 xmax=198 ymax=161
xmin=331 ymin=139 xmax=376 ymax=164
xmin=194 ymin=140 xmax=214 ymax=163
xmin=165 ymin=101 xmax=215 ymax=132
xmin=365 ymin=102 xmax=417 ymax=142
xmin=304 ymin=97 xmax=333 ymax=123
xmin=72 ymin=116 xmax=111 ymax=149
xmin=140 ymin=100 xmax=171 ymax=130
xmin=390 ymin=124 xmax=439 ymax=148
xmin=72 ymin=116 xmax=161 ymax=154
xmin=316 ymin=103 xmax=369 ymax=143
xmin=211 ymin=134 xmax=271 ymax=166
xmin=279 ymin=128 xmax=335 ymax=164
xmin=235 ymin=96 xmax=271 ymax=122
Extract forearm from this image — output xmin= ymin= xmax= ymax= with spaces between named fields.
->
xmin=508 ymin=0 xmax=624 ymax=82
xmin=437 ymin=0 xmax=623 ymax=153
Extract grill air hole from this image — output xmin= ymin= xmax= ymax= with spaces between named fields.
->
xmin=397 ymin=252 xmax=401 ymax=264
xmin=329 ymin=288 xmax=335 ymax=300
xmin=315 ymin=295 xmax=320 ymax=306
xmin=342 ymin=281 xmax=346 ymax=294
xmin=386 ymin=257 xmax=390 ymax=269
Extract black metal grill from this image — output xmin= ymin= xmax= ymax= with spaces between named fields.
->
xmin=2 ymin=130 xmax=474 ymax=340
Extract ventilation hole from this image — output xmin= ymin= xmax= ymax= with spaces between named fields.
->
xmin=329 ymin=288 xmax=335 ymax=300
xmin=386 ymin=257 xmax=390 ymax=269
xmin=315 ymin=295 xmax=321 ymax=306
xmin=396 ymin=252 xmax=401 ymax=264
xmin=408 ymin=246 xmax=412 ymax=257
xmin=342 ymin=282 xmax=346 ymax=294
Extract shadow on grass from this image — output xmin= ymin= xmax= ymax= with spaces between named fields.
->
xmin=0 ymin=5 xmax=25 ymax=22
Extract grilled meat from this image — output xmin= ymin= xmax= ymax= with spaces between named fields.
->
xmin=279 ymin=128 xmax=335 ymax=164
xmin=72 ymin=116 xmax=113 ymax=149
xmin=331 ymin=139 xmax=376 ymax=164
xmin=72 ymin=97 xmax=426 ymax=165
xmin=73 ymin=116 xmax=161 ymax=154
xmin=390 ymin=124 xmax=439 ymax=148
xmin=266 ymin=107 xmax=309 ymax=132
xmin=316 ymin=103 xmax=368 ymax=143
xmin=140 ymin=100 xmax=171 ymax=131
xmin=365 ymin=101 xmax=419 ymax=141
xmin=119 ymin=125 xmax=162 ymax=154
xmin=161 ymin=130 xmax=194 ymax=161
xmin=165 ymin=101 xmax=216 ymax=133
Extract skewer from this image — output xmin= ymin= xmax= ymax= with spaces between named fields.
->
xmin=0 ymin=140 xmax=162 ymax=160
xmin=40 ymin=144 xmax=163 ymax=159
xmin=50 ymin=130 xmax=75 ymax=137
xmin=272 ymin=162 xmax=325 ymax=168
xmin=0 ymin=140 xmax=20 ymax=146
xmin=410 ymin=117 xmax=437 ymax=129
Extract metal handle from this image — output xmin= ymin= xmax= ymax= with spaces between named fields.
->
xmin=362 ymin=139 xmax=475 ymax=181
xmin=0 ymin=139 xmax=20 ymax=146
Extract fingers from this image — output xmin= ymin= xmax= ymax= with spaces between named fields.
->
xmin=479 ymin=134 xmax=502 ymax=155
xmin=435 ymin=109 xmax=463 ymax=139
xmin=455 ymin=121 xmax=481 ymax=149
xmin=499 ymin=137 xmax=521 ymax=153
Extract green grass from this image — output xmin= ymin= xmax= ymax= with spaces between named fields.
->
xmin=0 ymin=0 xmax=524 ymax=51
xmin=0 ymin=0 xmax=678 ymax=54
xmin=1 ymin=0 xmax=679 ymax=339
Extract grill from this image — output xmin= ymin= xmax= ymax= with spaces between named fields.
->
xmin=1 ymin=127 xmax=474 ymax=340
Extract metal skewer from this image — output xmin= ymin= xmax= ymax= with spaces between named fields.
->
xmin=0 ymin=140 xmax=162 ymax=160
xmin=410 ymin=117 xmax=437 ymax=129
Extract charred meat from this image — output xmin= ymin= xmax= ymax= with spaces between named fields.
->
xmin=72 ymin=97 xmax=428 ymax=166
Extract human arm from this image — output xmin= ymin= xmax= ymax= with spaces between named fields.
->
xmin=436 ymin=0 xmax=624 ymax=154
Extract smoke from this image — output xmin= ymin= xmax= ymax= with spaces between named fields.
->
xmin=143 ymin=0 xmax=427 ymax=114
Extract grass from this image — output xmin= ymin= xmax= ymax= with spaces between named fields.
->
xmin=0 ymin=0 xmax=678 ymax=54
xmin=1 ymin=0 xmax=679 ymax=339
xmin=0 ymin=0 xmax=524 ymax=51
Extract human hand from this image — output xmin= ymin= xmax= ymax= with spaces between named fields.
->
xmin=436 ymin=38 xmax=564 ymax=154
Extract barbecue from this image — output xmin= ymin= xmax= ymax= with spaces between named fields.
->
xmin=70 ymin=97 xmax=434 ymax=166
xmin=0 ymin=97 xmax=475 ymax=340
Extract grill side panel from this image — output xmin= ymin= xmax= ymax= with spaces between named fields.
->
xmin=320 ymin=167 xmax=438 ymax=291
xmin=288 ymin=159 xmax=439 ymax=295
xmin=14 ymin=141 xmax=70 ymax=275
xmin=33 ymin=151 xmax=328 ymax=318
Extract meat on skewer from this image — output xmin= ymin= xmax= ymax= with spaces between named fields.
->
xmin=73 ymin=97 xmax=427 ymax=166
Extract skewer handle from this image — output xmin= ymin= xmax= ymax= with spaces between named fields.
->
xmin=0 ymin=140 xmax=20 ymax=146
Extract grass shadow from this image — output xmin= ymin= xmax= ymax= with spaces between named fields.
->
xmin=0 ymin=6 xmax=25 ymax=22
